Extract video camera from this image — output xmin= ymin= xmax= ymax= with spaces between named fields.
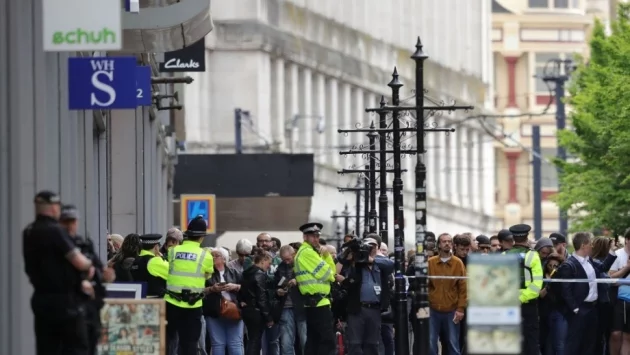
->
xmin=341 ymin=237 xmax=372 ymax=264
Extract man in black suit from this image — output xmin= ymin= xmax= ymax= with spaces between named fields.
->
xmin=557 ymin=232 xmax=603 ymax=355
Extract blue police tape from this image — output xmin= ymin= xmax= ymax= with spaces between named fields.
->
xmin=403 ymin=275 xmax=630 ymax=284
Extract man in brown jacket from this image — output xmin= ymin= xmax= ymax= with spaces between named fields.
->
xmin=428 ymin=233 xmax=467 ymax=355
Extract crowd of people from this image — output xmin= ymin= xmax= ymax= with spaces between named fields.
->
xmin=23 ymin=189 xmax=630 ymax=355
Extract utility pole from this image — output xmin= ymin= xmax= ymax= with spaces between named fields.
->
xmin=355 ymin=175 xmax=362 ymax=236
xmin=368 ymin=123 xmax=378 ymax=233
xmin=235 ymin=108 xmax=243 ymax=154
xmin=331 ymin=204 xmax=358 ymax=243
xmin=542 ymin=58 xmax=574 ymax=237
xmin=378 ymin=96 xmax=390 ymax=245
xmin=532 ymin=125 xmax=543 ymax=240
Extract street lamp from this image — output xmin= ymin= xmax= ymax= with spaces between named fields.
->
xmin=285 ymin=114 xmax=325 ymax=153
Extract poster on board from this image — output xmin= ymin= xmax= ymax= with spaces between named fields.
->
xmin=466 ymin=254 xmax=521 ymax=354
xmin=98 ymin=299 xmax=166 ymax=355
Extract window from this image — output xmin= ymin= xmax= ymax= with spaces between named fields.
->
xmin=528 ymin=0 xmax=580 ymax=9
xmin=534 ymin=52 xmax=575 ymax=94
xmin=541 ymin=148 xmax=559 ymax=189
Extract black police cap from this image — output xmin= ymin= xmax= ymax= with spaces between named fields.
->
xmin=497 ymin=229 xmax=513 ymax=242
xmin=140 ymin=233 xmax=162 ymax=245
xmin=509 ymin=224 xmax=532 ymax=238
xmin=60 ymin=204 xmax=79 ymax=221
xmin=186 ymin=215 xmax=208 ymax=236
xmin=34 ymin=190 xmax=61 ymax=204
xmin=299 ymin=222 xmax=323 ymax=235
xmin=549 ymin=232 xmax=566 ymax=244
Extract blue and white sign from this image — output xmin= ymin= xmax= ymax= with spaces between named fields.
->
xmin=180 ymin=194 xmax=216 ymax=233
xmin=68 ymin=57 xmax=137 ymax=110
xmin=125 ymin=0 xmax=140 ymax=13
xmin=136 ymin=66 xmax=152 ymax=106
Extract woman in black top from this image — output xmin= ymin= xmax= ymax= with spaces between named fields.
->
xmin=238 ymin=249 xmax=273 ymax=355
xmin=539 ymin=253 xmax=564 ymax=355
xmin=107 ymin=234 xmax=141 ymax=282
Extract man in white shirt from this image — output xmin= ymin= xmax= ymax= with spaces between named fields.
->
xmin=557 ymin=232 xmax=599 ymax=355
xmin=609 ymin=229 xmax=630 ymax=354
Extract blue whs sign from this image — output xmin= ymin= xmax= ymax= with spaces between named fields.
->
xmin=136 ymin=66 xmax=152 ymax=106
xmin=68 ymin=57 xmax=137 ymax=110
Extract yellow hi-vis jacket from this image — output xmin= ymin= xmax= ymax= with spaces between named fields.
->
xmin=165 ymin=241 xmax=214 ymax=308
xmin=503 ymin=246 xmax=544 ymax=304
xmin=294 ymin=243 xmax=336 ymax=307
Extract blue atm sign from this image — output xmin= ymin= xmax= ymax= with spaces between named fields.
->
xmin=180 ymin=194 xmax=216 ymax=234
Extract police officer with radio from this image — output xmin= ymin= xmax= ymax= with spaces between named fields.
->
xmin=59 ymin=204 xmax=115 ymax=355
xmin=131 ymin=234 xmax=169 ymax=298
xmin=165 ymin=216 xmax=214 ymax=355
xmin=24 ymin=191 xmax=95 ymax=355
xmin=295 ymin=222 xmax=342 ymax=355
xmin=502 ymin=224 xmax=543 ymax=355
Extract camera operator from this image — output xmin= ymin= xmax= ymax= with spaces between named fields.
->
xmin=338 ymin=235 xmax=394 ymax=355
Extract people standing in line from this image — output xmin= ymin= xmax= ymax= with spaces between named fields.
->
xmin=502 ymin=224 xmax=543 ymax=355
xmin=130 ymin=234 xmax=169 ymax=298
xmin=608 ymin=228 xmax=630 ymax=355
xmin=377 ymin=241 xmax=394 ymax=355
xmin=108 ymin=234 xmax=141 ymax=282
xmin=535 ymin=238 xmax=555 ymax=263
xmin=339 ymin=235 xmax=393 ymax=355
xmin=164 ymin=216 xmax=214 ymax=355
xmin=453 ymin=234 xmax=471 ymax=267
xmin=160 ymin=228 xmax=183 ymax=258
xmin=496 ymin=229 xmax=515 ymax=252
xmin=590 ymin=236 xmax=618 ymax=355
xmin=489 ymin=235 xmax=501 ymax=253
xmin=295 ymin=222 xmax=342 ymax=355
xmin=474 ymin=235 xmax=491 ymax=254
xmin=107 ymin=234 xmax=124 ymax=260
xmin=550 ymin=233 xmax=570 ymax=261
xmin=204 ymin=247 xmax=244 ymax=355
xmin=239 ymin=249 xmax=275 ymax=355
xmin=428 ymin=233 xmax=467 ymax=355
xmin=59 ymin=204 xmax=115 ymax=355
xmin=23 ymin=191 xmax=95 ymax=355
xmin=538 ymin=253 xmax=565 ymax=355
xmin=556 ymin=232 xmax=607 ymax=355
xmin=274 ymin=245 xmax=307 ymax=355
xmin=229 ymin=239 xmax=254 ymax=273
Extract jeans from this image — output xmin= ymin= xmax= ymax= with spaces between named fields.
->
xmin=206 ymin=316 xmax=245 ymax=355
xmin=546 ymin=310 xmax=567 ymax=355
xmin=198 ymin=316 xmax=207 ymax=355
xmin=279 ymin=308 xmax=307 ymax=355
xmin=262 ymin=323 xmax=281 ymax=355
xmin=429 ymin=309 xmax=460 ymax=355
xmin=380 ymin=323 xmax=394 ymax=355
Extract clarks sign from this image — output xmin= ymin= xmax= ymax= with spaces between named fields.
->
xmin=159 ymin=38 xmax=206 ymax=72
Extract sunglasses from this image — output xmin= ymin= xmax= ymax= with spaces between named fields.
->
xmin=479 ymin=246 xmax=491 ymax=251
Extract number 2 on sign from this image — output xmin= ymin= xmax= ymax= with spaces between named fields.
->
xmin=137 ymin=89 xmax=143 ymax=98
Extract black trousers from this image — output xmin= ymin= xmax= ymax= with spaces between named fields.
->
xmin=242 ymin=307 xmax=265 ymax=355
xmin=564 ymin=302 xmax=598 ymax=355
xmin=305 ymin=306 xmax=336 ymax=355
xmin=34 ymin=312 xmax=89 ymax=355
xmin=595 ymin=302 xmax=612 ymax=355
xmin=522 ymin=302 xmax=540 ymax=355
xmin=84 ymin=302 xmax=102 ymax=355
xmin=165 ymin=303 xmax=202 ymax=355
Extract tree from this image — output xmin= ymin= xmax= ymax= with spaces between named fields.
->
xmin=555 ymin=4 xmax=630 ymax=235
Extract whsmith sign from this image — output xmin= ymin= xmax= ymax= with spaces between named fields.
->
xmin=159 ymin=38 xmax=206 ymax=73
xmin=43 ymin=0 xmax=122 ymax=52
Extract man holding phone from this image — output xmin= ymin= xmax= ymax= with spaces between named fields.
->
xmin=609 ymin=228 xmax=630 ymax=354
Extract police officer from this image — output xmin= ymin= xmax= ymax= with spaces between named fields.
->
xmin=23 ymin=191 xmax=94 ymax=355
xmin=502 ymin=224 xmax=543 ymax=355
xmin=164 ymin=216 xmax=214 ymax=355
xmin=131 ymin=234 xmax=169 ymax=298
xmin=295 ymin=222 xmax=342 ymax=355
xmin=59 ymin=204 xmax=114 ymax=355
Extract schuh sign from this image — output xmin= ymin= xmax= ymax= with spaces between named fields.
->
xmin=159 ymin=38 xmax=206 ymax=73
xmin=68 ymin=57 xmax=138 ymax=110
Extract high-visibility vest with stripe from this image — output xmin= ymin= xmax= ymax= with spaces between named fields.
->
xmin=294 ymin=243 xmax=336 ymax=307
xmin=165 ymin=241 xmax=213 ymax=308
xmin=503 ymin=247 xmax=544 ymax=304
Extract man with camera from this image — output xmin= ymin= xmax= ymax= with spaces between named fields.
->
xmin=339 ymin=234 xmax=394 ymax=355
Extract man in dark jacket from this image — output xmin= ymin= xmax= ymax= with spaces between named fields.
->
xmin=273 ymin=245 xmax=306 ymax=355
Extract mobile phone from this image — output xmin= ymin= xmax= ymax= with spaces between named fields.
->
xmin=217 ymin=282 xmax=227 ymax=286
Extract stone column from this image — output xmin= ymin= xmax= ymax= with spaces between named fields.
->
xmin=505 ymin=56 xmax=519 ymax=109
xmin=287 ymin=63 xmax=299 ymax=153
xmin=272 ymin=58 xmax=285 ymax=151
xmin=301 ymin=68 xmax=313 ymax=152
xmin=327 ymin=78 xmax=340 ymax=167
xmin=314 ymin=73 xmax=326 ymax=163
xmin=505 ymin=151 xmax=521 ymax=203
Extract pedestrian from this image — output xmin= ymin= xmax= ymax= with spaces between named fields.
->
xmin=489 ymin=235 xmax=501 ymax=253
xmin=131 ymin=234 xmax=169 ymax=298
xmin=496 ymin=229 xmax=514 ymax=252
xmin=160 ymin=228 xmax=183 ymax=257
xmin=608 ymin=228 xmax=630 ymax=355
xmin=108 ymin=234 xmax=142 ymax=282
xmin=556 ymin=232 xmax=605 ymax=355
xmin=428 ymin=233 xmax=467 ymax=355
xmin=502 ymin=224 xmax=543 ymax=355
xmin=274 ymin=245 xmax=307 ymax=355
xmin=295 ymin=222 xmax=342 ymax=355
xmin=164 ymin=215 xmax=214 ymax=355
xmin=590 ymin=236 xmax=618 ymax=355
xmin=23 ymin=191 xmax=94 ymax=355
xmin=475 ymin=235 xmax=491 ymax=254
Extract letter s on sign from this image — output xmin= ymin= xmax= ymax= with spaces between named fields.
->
xmin=90 ymin=71 xmax=116 ymax=107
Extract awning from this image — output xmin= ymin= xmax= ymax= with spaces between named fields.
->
xmin=121 ymin=0 xmax=213 ymax=53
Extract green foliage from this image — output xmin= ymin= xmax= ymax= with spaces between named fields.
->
xmin=555 ymin=3 xmax=630 ymax=235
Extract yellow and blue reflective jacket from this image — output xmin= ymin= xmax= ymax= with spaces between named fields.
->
xmin=504 ymin=246 xmax=544 ymax=303
xmin=165 ymin=241 xmax=214 ymax=308
xmin=294 ymin=243 xmax=336 ymax=307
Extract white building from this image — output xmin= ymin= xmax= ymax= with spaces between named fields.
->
xmin=182 ymin=0 xmax=499 ymax=250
